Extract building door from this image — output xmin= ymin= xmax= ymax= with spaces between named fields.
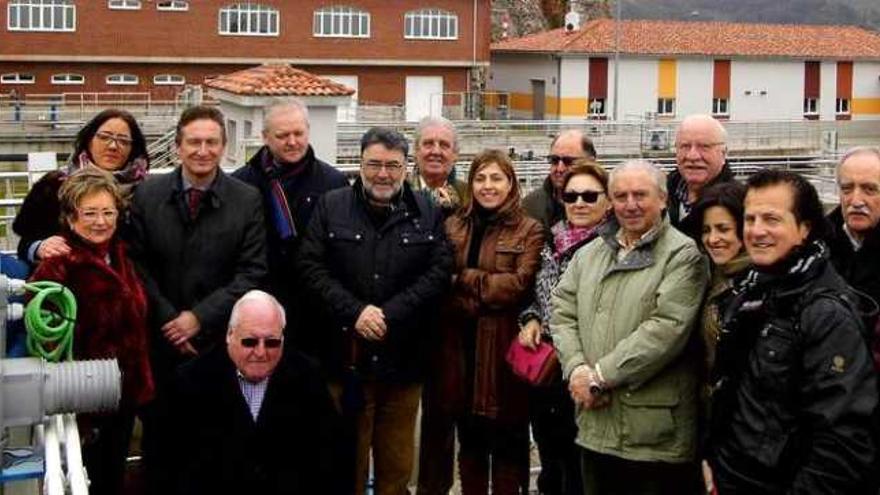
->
xmin=406 ymin=76 xmax=443 ymax=122
xmin=531 ymin=79 xmax=545 ymax=120
xmin=323 ymin=75 xmax=358 ymax=122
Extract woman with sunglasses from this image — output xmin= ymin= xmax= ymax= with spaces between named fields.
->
xmin=518 ymin=161 xmax=611 ymax=495
xmin=437 ymin=149 xmax=543 ymax=494
xmin=13 ymin=108 xmax=149 ymax=268
xmin=30 ymin=168 xmax=153 ymax=495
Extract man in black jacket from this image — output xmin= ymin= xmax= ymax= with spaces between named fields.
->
xmin=668 ymin=114 xmax=736 ymax=229
xmin=165 ymin=290 xmax=338 ymax=494
xmin=826 ymin=146 xmax=880 ymax=342
xmin=233 ymin=99 xmax=348 ymax=335
xmin=298 ymin=127 xmax=452 ymax=495
xmin=130 ymin=105 xmax=267 ymax=492
xmin=706 ymin=169 xmax=876 ymax=494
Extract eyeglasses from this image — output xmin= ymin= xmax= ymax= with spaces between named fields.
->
xmin=675 ymin=142 xmax=724 ymax=153
xmin=240 ymin=337 xmax=283 ymax=349
xmin=561 ymin=190 xmax=603 ymax=204
xmin=363 ymin=160 xmax=405 ymax=174
xmin=77 ymin=208 xmax=119 ymax=223
xmin=547 ymin=155 xmax=579 ymax=167
xmin=95 ymin=131 xmax=133 ymax=148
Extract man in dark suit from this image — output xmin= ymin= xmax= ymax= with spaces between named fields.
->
xmin=163 ymin=290 xmax=338 ymax=494
xmin=129 ymin=105 xmax=267 ymax=492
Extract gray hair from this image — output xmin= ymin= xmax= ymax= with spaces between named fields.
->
xmin=414 ymin=115 xmax=459 ymax=153
xmin=262 ymin=98 xmax=310 ymax=131
xmin=228 ymin=290 xmax=286 ymax=332
xmin=676 ymin=114 xmax=728 ymax=147
xmin=837 ymin=146 xmax=880 ymax=182
xmin=608 ymin=159 xmax=667 ymax=196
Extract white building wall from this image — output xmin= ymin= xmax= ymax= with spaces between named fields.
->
xmin=559 ymin=56 xmax=589 ymax=121
xmin=676 ymin=58 xmax=713 ymax=117
xmin=852 ymin=62 xmax=880 ymax=120
xmin=819 ymin=61 xmax=837 ymax=120
xmin=729 ymin=59 xmax=804 ymax=120
xmin=614 ymin=58 xmax=657 ymax=120
xmin=489 ymin=53 xmax=559 ymax=118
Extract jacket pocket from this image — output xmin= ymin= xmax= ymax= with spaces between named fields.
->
xmin=399 ymin=230 xmax=437 ymax=247
xmin=495 ymin=243 xmax=524 ymax=272
xmin=620 ymin=386 xmax=679 ymax=447
xmin=752 ymin=323 xmax=797 ymax=395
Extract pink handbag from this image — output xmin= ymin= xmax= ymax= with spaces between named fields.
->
xmin=505 ymin=339 xmax=560 ymax=386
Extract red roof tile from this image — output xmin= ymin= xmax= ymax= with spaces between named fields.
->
xmin=492 ymin=19 xmax=880 ymax=59
xmin=205 ymin=64 xmax=356 ymax=96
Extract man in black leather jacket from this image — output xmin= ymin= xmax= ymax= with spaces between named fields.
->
xmin=706 ymin=169 xmax=877 ymax=494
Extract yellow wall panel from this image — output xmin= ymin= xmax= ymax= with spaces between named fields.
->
xmin=658 ymin=59 xmax=677 ymax=98
xmin=559 ymin=97 xmax=588 ymax=116
xmin=852 ymin=98 xmax=880 ymax=114
xmin=510 ymin=92 xmax=533 ymax=112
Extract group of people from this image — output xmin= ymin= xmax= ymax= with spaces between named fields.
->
xmin=10 ymin=100 xmax=880 ymax=495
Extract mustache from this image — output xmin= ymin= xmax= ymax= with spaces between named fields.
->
xmin=847 ymin=206 xmax=871 ymax=215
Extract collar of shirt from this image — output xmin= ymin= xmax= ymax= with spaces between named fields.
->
xmin=181 ymin=174 xmax=210 ymax=193
xmin=843 ymin=221 xmax=864 ymax=251
xmin=615 ymin=223 xmax=660 ymax=261
xmin=236 ymin=370 xmax=270 ymax=421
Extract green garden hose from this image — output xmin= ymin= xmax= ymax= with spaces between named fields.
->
xmin=22 ymin=281 xmax=77 ymax=362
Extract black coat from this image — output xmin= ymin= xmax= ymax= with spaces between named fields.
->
xmin=666 ymin=162 xmax=736 ymax=230
xmin=708 ymin=244 xmax=877 ymax=494
xmin=297 ymin=179 xmax=453 ymax=381
xmin=164 ymin=347 xmax=338 ymax=495
xmin=232 ymin=146 xmax=348 ymax=311
xmin=826 ymin=207 xmax=880 ymax=330
xmin=129 ymin=168 xmax=267 ymax=374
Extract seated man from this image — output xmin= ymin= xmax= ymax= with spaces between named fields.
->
xmin=163 ymin=290 xmax=338 ymax=494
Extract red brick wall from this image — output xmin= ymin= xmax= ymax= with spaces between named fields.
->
xmin=0 ymin=0 xmax=490 ymax=63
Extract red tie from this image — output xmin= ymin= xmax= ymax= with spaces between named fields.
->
xmin=187 ymin=188 xmax=203 ymax=219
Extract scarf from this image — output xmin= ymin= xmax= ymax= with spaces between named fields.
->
xmin=551 ymin=219 xmax=603 ymax=260
xmin=69 ymin=151 xmax=149 ymax=197
xmin=260 ymin=148 xmax=308 ymax=241
xmin=736 ymin=240 xmax=827 ymax=296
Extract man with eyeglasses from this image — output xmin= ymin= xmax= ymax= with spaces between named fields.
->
xmin=162 ymin=290 xmax=338 ymax=494
xmin=298 ymin=127 xmax=452 ymax=495
xmin=524 ymin=129 xmax=597 ymax=236
xmin=130 ymin=105 xmax=267 ymax=492
xmin=668 ymin=114 xmax=736 ymax=229
xmin=233 ymin=99 xmax=348 ymax=344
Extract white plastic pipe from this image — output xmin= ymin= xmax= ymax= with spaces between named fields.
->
xmin=62 ymin=413 xmax=89 ymax=495
xmin=43 ymin=415 xmax=64 ymax=495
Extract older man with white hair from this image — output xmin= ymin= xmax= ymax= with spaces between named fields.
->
xmin=162 ymin=290 xmax=339 ymax=494
xmin=551 ymin=160 xmax=708 ymax=494
xmin=669 ymin=114 xmax=736 ymax=228
xmin=410 ymin=115 xmax=467 ymax=215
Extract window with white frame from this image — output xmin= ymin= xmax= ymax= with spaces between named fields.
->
xmin=588 ymin=98 xmax=606 ymax=117
xmin=106 ymin=74 xmax=138 ymax=85
xmin=836 ymin=98 xmax=850 ymax=115
xmin=153 ymin=74 xmax=186 ymax=85
xmin=313 ymin=6 xmax=370 ymax=38
xmin=219 ymin=3 xmax=279 ymax=36
xmin=712 ymin=98 xmax=729 ymax=116
xmin=657 ymin=98 xmax=675 ymax=116
xmin=108 ymin=0 xmax=141 ymax=10
xmin=51 ymin=73 xmax=84 ymax=85
xmin=0 ymin=73 xmax=35 ymax=84
xmin=8 ymin=0 xmax=76 ymax=32
xmin=157 ymin=0 xmax=188 ymax=10
xmin=404 ymin=8 xmax=457 ymax=40
xmin=803 ymin=97 xmax=818 ymax=115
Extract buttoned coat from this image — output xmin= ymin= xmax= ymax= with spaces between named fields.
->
xmin=129 ymin=168 xmax=267 ymax=374
xmin=435 ymin=208 xmax=544 ymax=423
xmin=551 ymin=217 xmax=709 ymax=463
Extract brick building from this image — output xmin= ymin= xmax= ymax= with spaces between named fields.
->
xmin=490 ymin=19 xmax=880 ymax=121
xmin=0 ymin=0 xmax=490 ymax=120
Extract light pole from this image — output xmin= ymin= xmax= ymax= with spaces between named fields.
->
xmin=613 ymin=0 xmax=621 ymax=121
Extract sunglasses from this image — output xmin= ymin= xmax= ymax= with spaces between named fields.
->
xmin=240 ymin=337 xmax=283 ymax=349
xmin=561 ymin=190 xmax=603 ymax=204
xmin=547 ymin=155 xmax=578 ymax=167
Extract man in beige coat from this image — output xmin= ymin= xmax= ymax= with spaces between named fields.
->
xmin=551 ymin=159 xmax=709 ymax=494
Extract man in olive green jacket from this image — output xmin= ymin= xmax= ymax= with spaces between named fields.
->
xmin=550 ymin=159 xmax=709 ymax=494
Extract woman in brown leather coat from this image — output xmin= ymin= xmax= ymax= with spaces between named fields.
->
xmin=439 ymin=149 xmax=544 ymax=494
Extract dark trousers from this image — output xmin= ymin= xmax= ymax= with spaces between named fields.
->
xmin=580 ymin=448 xmax=699 ymax=495
xmin=458 ymin=414 xmax=529 ymax=495
xmin=530 ymin=382 xmax=582 ymax=495
xmin=81 ymin=411 xmax=136 ymax=495
xmin=416 ymin=389 xmax=456 ymax=495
